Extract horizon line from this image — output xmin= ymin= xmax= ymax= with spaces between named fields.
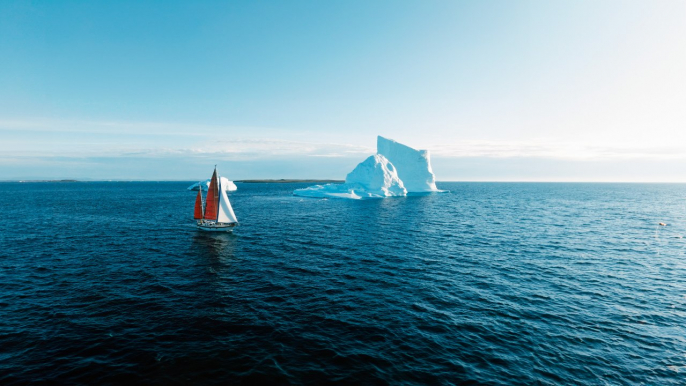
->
xmin=3 ymin=179 xmax=686 ymax=184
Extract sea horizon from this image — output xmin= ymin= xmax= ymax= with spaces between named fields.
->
xmin=3 ymin=179 xmax=686 ymax=184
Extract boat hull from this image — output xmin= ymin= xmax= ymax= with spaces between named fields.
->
xmin=196 ymin=221 xmax=237 ymax=232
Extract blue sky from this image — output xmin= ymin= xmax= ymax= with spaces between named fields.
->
xmin=1 ymin=0 xmax=685 ymax=181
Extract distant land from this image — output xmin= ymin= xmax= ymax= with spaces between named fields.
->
xmin=1 ymin=179 xmax=345 ymax=183
xmin=236 ymin=179 xmax=344 ymax=184
xmin=5 ymin=179 xmax=80 ymax=183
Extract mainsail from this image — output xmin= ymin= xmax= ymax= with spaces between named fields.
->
xmin=203 ymin=168 xmax=220 ymax=220
xmin=217 ymin=179 xmax=238 ymax=223
xmin=193 ymin=187 xmax=204 ymax=219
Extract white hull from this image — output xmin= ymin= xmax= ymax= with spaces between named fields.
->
xmin=197 ymin=221 xmax=237 ymax=232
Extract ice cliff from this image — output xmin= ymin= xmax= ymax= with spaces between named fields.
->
xmin=293 ymin=136 xmax=443 ymax=199
xmin=187 ymin=177 xmax=237 ymax=192
xmin=377 ymin=136 xmax=438 ymax=192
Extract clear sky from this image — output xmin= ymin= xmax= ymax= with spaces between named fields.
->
xmin=1 ymin=0 xmax=685 ymax=181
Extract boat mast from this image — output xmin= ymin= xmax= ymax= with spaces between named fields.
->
xmin=217 ymin=166 xmax=221 ymax=207
xmin=200 ymin=182 xmax=205 ymax=217
xmin=203 ymin=165 xmax=220 ymax=221
xmin=214 ymin=165 xmax=219 ymax=221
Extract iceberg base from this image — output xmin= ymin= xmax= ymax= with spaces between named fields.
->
xmin=293 ymin=183 xmax=407 ymax=200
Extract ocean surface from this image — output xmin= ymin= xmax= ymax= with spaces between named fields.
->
xmin=1 ymin=182 xmax=685 ymax=385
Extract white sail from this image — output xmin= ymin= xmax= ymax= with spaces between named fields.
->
xmin=217 ymin=181 xmax=238 ymax=223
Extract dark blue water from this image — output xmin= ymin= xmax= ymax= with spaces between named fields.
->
xmin=1 ymin=182 xmax=685 ymax=385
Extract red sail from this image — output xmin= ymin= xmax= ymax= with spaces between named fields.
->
xmin=193 ymin=188 xmax=204 ymax=219
xmin=203 ymin=169 xmax=219 ymax=220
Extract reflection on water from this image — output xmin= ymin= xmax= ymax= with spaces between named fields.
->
xmin=192 ymin=231 xmax=237 ymax=264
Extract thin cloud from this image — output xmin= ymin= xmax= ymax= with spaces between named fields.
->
xmin=2 ymin=118 xmax=684 ymax=161
xmin=430 ymin=140 xmax=686 ymax=160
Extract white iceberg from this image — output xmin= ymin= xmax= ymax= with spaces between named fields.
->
xmin=294 ymin=154 xmax=406 ymax=199
xmin=346 ymin=154 xmax=407 ymax=197
xmin=187 ymin=177 xmax=237 ymax=192
xmin=377 ymin=136 xmax=439 ymax=192
xmin=293 ymin=136 xmax=445 ymax=199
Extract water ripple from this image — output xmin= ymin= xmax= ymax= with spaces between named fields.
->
xmin=0 ymin=182 xmax=684 ymax=384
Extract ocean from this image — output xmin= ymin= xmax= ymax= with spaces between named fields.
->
xmin=1 ymin=182 xmax=684 ymax=385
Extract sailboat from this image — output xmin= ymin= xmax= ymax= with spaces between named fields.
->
xmin=193 ymin=166 xmax=238 ymax=232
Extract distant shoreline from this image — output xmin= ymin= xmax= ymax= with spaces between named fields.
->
xmin=236 ymin=179 xmax=344 ymax=184
xmin=0 ymin=179 xmax=345 ymax=183
xmin=2 ymin=180 xmax=685 ymax=184
xmin=8 ymin=179 xmax=80 ymax=183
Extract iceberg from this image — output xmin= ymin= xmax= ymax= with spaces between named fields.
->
xmin=377 ymin=136 xmax=438 ymax=192
xmin=187 ymin=177 xmax=237 ymax=192
xmin=346 ymin=154 xmax=407 ymax=196
xmin=293 ymin=136 xmax=445 ymax=199
xmin=293 ymin=154 xmax=406 ymax=199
